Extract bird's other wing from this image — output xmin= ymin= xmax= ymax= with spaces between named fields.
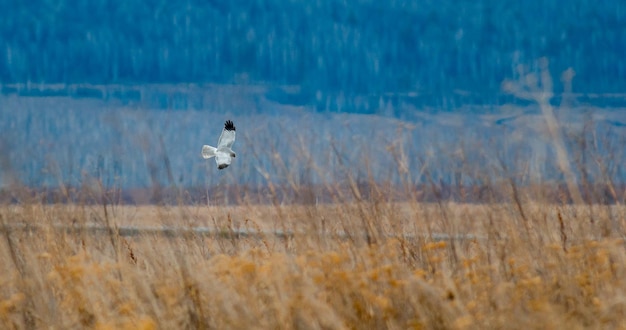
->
xmin=217 ymin=120 xmax=236 ymax=149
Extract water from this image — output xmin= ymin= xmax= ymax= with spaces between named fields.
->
xmin=1 ymin=84 xmax=624 ymax=191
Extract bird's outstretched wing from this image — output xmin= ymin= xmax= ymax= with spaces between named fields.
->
xmin=217 ymin=120 xmax=236 ymax=148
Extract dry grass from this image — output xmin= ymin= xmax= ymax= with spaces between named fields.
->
xmin=0 ymin=200 xmax=625 ymax=329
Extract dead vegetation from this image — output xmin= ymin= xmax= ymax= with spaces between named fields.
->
xmin=0 ymin=196 xmax=624 ymax=329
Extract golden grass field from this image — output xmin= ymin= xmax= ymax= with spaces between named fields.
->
xmin=0 ymin=199 xmax=625 ymax=329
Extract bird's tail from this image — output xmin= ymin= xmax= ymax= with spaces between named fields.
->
xmin=201 ymin=145 xmax=217 ymax=159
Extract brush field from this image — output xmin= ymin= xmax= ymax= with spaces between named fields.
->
xmin=0 ymin=200 xmax=625 ymax=329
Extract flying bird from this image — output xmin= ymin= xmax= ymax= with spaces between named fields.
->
xmin=202 ymin=120 xmax=236 ymax=169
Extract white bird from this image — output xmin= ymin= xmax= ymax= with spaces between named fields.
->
xmin=202 ymin=120 xmax=236 ymax=169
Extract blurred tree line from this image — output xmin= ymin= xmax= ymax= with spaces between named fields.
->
xmin=1 ymin=0 xmax=625 ymax=101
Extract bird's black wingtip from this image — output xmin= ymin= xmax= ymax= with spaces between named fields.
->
xmin=224 ymin=120 xmax=235 ymax=131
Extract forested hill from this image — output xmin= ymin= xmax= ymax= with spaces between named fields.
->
xmin=1 ymin=0 xmax=625 ymax=97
